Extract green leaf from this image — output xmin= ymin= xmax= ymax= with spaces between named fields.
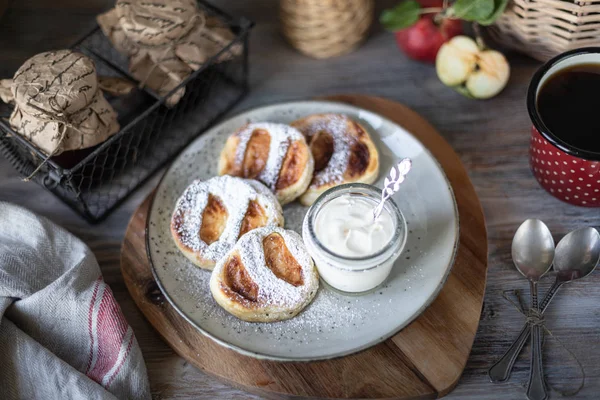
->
xmin=477 ymin=0 xmax=509 ymax=25
xmin=452 ymin=0 xmax=494 ymax=22
xmin=380 ymin=0 xmax=421 ymax=31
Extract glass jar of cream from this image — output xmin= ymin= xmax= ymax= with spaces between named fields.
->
xmin=302 ymin=183 xmax=407 ymax=294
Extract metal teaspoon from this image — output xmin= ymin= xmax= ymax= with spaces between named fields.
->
xmin=510 ymin=219 xmax=555 ymax=400
xmin=489 ymin=227 xmax=600 ymax=383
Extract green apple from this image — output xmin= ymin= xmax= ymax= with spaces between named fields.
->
xmin=436 ymin=35 xmax=510 ymax=99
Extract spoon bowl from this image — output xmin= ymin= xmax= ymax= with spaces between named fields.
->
xmin=554 ymin=227 xmax=600 ymax=282
xmin=511 ymin=219 xmax=555 ymax=281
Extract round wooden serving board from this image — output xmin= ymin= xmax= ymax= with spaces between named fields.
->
xmin=121 ymin=95 xmax=488 ymax=399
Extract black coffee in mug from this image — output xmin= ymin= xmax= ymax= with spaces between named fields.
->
xmin=536 ymin=63 xmax=600 ymax=153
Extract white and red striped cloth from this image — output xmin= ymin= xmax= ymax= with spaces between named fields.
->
xmin=0 ymin=202 xmax=150 ymax=399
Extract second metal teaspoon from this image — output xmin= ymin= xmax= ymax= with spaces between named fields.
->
xmin=489 ymin=227 xmax=600 ymax=383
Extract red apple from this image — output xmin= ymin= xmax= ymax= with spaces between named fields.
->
xmin=394 ymin=1 xmax=462 ymax=63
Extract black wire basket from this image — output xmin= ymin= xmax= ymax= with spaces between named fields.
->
xmin=0 ymin=1 xmax=252 ymax=223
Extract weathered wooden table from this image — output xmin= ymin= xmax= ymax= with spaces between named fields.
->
xmin=1 ymin=1 xmax=599 ymax=399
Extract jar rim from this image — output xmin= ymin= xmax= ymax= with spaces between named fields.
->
xmin=305 ymin=183 xmax=407 ymax=267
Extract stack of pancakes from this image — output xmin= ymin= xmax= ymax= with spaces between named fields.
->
xmin=171 ymin=113 xmax=380 ymax=323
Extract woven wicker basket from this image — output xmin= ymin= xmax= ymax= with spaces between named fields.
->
xmin=280 ymin=0 xmax=374 ymax=59
xmin=488 ymin=0 xmax=600 ymax=61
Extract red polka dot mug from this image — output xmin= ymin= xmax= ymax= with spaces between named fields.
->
xmin=528 ymin=48 xmax=600 ymax=207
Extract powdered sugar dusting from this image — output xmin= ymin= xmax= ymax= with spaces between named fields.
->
xmin=148 ymin=101 xmax=457 ymax=360
xmin=216 ymin=227 xmax=318 ymax=308
xmin=173 ymin=260 xmax=369 ymax=343
xmin=172 ymin=175 xmax=282 ymax=263
xmin=301 ymin=114 xmax=354 ymax=187
xmin=233 ymin=122 xmax=304 ymax=189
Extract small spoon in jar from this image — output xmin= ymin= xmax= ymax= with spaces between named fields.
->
xmin=372 ymin=158 xmax=411 ymax=221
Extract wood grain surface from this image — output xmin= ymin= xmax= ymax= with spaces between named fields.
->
xmin=2 ymin=1 xmax=600 ymax=399
xmin=120 ymin=95 xmax=487 ymax=399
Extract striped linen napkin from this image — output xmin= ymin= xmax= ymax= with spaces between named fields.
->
xmin=0 ymin=202 xmax=150 ymax=399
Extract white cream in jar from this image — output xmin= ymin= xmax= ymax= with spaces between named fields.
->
xmin=314 ymin=195 xmax=394 ymax=258
xmin=302 ymin=184 xmax=407 ymax=294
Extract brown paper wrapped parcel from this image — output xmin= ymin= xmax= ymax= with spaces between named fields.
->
xmin=97 ymin=0 xmax=241 ymax=107
xmin=1 ymin=50 xmax=120 ymax=156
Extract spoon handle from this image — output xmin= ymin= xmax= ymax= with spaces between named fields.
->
xmin=488 ymin=280 xmax=563 ymax=383
xmin=527 ymin=281 xmax=548 ymax=400
xmin=540 ymin=279 xmax=563 ymax=313
xmin=488 ymin=322 xmax=532 ymax=383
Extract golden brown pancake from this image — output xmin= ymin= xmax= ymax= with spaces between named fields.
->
xmin=210 ymin=226 xmax=319 ymax=322
xmin=291 ymin=114 xmax=380 ymax=206
xmin=170 ymin=176 xmax=284 ymax=270
xmin=218 ymin=122 xmax=314 ymax=205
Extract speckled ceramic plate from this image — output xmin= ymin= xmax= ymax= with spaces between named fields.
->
xmin=147 ymin=101 xmax=459 ymax=361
